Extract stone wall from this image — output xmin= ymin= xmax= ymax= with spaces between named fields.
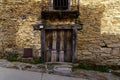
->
xmin=0 ymin=0 xmax=120 ymax=65
xmin=0 ymin=0 xmax=41 ymax=56
xmin=77 ymin=0 xmax=120 ymax=65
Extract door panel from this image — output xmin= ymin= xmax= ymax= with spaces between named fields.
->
xmin=45 ymin=30 xmax=72 ymax=62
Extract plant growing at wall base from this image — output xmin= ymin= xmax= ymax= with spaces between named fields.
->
xmin=6 ymin=53 xmax=18 ymax=62
xmin=73 ymin=63 xmax=110 ymax=72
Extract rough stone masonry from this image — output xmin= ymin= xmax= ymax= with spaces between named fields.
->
xmin=0 ymin=0 xmax=120 ymax=65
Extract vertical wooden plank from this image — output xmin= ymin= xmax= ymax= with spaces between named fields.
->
xmin=62 ymin=0 xmax=64 ymax=7
xmin=60 ymin=30 xmax=65 ymax=62
xmin=49 ymin=30 xmax=53 ymax=61
xmin=51 ymin=31 xmax=57 ymax=62
xmin=64 ymin=30 xmax=72 ymax=62
xmin=45 ymin=30 xmax=53 ymax=62
xmin=60 ymin=31 xmax=64 ymax=50
xmin=45 ymin=30 xmax=49 ymax=62
xmin=68 ymin=0 xmax=70 ymax=10
xmin=56 ymin=30 xmax=60 ymax=61
xmin=60 ymin=0 xmax=61 ymax=7
xmin=41 ymin=29 xmax=45 ymax=62
xmin=66 ymin=30 xmax=72 ymax=62
xmin=59 ymin=51 xmax=64 ymax=62
xmin=63 ymin=30 xmax=67 ymax=62
xmin=52 ymin=31 xmax=57 ymax=49
xmin=72 ymin=28 xmax=77 ymax=63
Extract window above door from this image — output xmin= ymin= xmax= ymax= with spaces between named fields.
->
xmin=53 ymin=0 xmax=68 ymax=10
xmin=41 ymin=0 xmax=80 ymax=12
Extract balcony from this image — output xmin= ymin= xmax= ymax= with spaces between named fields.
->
xmin=41 ymin=0 xmax=80 ymax=19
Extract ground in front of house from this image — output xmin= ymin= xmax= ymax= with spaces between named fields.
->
xmin=0 ymin=59 xmax=119 ymax=80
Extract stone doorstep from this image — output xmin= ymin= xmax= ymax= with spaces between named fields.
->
xmin=45 ymin=62 xmax=73 ymax=73
xmin=53 ymin=65 xmax=72 ymax=73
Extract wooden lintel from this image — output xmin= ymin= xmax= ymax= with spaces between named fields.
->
xmin=33 ymin=24 xmax=82 ymax=30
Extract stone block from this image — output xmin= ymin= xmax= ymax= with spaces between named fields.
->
xmin=100 ymin=53 xmax=111 ymax=57
xmin=111 ymin=48 xmax=120 ymax=56
xmin=88 ymin=46 xmax=102 ymax=53
xmin=101 ymin=48 xmax=112 ymax=54
xmin=104 ymin=40 xmax=112 ymax=44
xmin=5 ymin=48 xmax=14 ymax=53
xmin=108 ymin=43 xmax=120 ymax=48
xmin=82 ymin=51 xmax=92 ymax=55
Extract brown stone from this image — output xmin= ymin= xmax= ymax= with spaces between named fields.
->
xmin=82 ymin=51 xmax=92 ymax=55
xmin=88 ymin=46 xmax=102 ymax=53
xmin=111 ymin=48 xmax=120 ymax=56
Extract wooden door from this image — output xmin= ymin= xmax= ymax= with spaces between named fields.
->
xmin=45 ymin=30 xmax=73 ymax=62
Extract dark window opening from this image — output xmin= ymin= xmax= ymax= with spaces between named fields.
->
xmin=53 ymin=0 xmax=68 ymax=10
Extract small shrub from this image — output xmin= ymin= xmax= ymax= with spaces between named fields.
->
xmin=6 ymin=53 xmax=18 ymax=62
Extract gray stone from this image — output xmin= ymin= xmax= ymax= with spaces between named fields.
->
xmin=45 ymin=62 xmax=73 ymax=73
xmin=53 ymin=65 xmax=72 ymax=73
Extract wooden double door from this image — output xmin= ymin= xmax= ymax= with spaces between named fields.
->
xmin=44 ymin=29 xmax=73 ymax=62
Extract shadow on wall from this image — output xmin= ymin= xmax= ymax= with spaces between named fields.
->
xmin=77 ymin=2 xmax=120 ymax=65
xmin=77 ymin=3 xmax=105 ymax=50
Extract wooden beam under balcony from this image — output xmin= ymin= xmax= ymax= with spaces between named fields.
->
xmin=41 ymin=11 xmax=79 ymax=19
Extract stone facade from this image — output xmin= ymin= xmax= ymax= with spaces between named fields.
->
xmin=0 ymin=0 xmax=120 ymax=65
xmin=0 ymin=0 xmax=41 ymax=56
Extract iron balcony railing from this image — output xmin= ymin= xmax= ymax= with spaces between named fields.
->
xmin=41 ymin=0 xmax=80 ymax=12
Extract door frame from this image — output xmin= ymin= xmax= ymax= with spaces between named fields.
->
xmin=40 ymin=24 xmax=80 ymax=63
